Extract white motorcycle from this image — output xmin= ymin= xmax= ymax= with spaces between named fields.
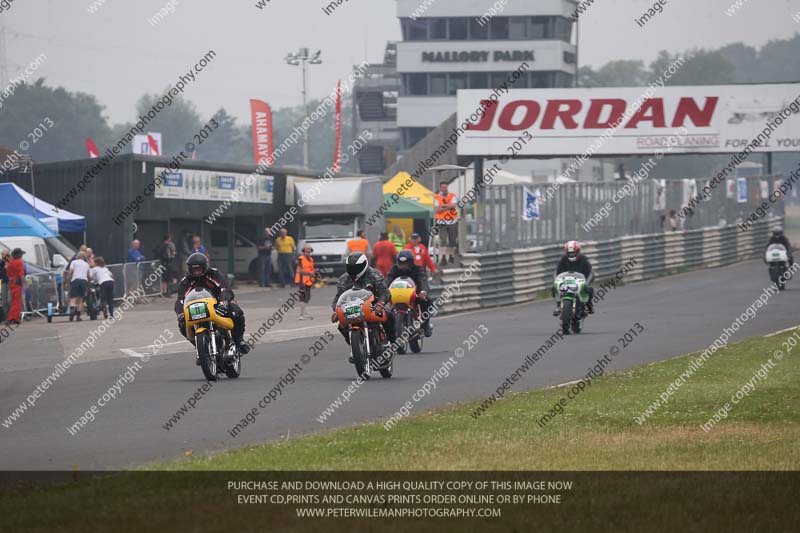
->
xmin=765 ymin=244 xmax=791 ymax=291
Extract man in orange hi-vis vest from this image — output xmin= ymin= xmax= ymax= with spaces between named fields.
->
xmin=346 ymin=230 xmax=370 ymax=261
xmin=295 ymin=245 xmax=317 ymax=320
xmin=434 ymin=181 xmax=459 ymax=266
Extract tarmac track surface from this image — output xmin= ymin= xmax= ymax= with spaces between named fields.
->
xmin=0 ymin=259 xmax=796 ymax=470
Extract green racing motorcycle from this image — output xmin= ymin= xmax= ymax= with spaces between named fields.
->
xmin=553 ymin=272 xmax=590 ymax=335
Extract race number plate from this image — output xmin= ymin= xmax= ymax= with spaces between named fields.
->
xmin=189 ymin=302 xmax=209 ymax=320
xmin=344 ymin=304 xmax=362 ymax=319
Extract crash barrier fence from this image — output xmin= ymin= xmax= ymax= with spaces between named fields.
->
xmin=468 ymin=175 xmax=785 ymax=252
xmin=428 ymin=217 xmax=779 ymax=314
xmin=19 ymin=260 xmax=163 ymax=318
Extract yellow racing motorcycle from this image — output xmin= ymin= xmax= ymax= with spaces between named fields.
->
xmin=183 ymin=288 xmax=242 ymax=381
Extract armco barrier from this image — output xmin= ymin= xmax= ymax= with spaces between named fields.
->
xmin=429 ymin=218 xmax=779 ymax=314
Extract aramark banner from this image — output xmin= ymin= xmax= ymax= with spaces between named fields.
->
xmin=154 ymin=168 xmax=274 ymax=204
xmin=457 ymin=84 xmax=800 ymax=157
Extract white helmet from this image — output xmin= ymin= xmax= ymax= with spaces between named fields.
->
xmin=565 ymin=240 xmax=581 ymax=262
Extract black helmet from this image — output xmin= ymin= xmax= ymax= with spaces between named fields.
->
xmin=346 ymin=252 xmax=369 ymax=281
xmin=397 ymin=250 xmax=413 ymax=269
xmin=773 ymin=226 xmax=784 ymax=237
xmin=186 ymin=252 xmax=208 ymax=278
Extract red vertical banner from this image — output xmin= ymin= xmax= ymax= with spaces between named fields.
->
xmin=250 ymin=99 xmax=274 ymax=166
xmin=332 ymin=80 xmax=342 ymax=173
xmin=85 ymin=138 xmax=99 ymax=158
xmin=147 ymin=134 xmax=161 ymax=156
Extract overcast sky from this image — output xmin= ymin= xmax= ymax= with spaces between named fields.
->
xmin=2 ymin=0 xmax=798 ymax=125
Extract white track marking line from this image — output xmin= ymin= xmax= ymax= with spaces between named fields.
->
xmin=764 ymin=325 xmax=800 ymax=337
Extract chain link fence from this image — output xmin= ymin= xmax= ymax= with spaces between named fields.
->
xmin=467 ymin=175 xmax=785 ymax=252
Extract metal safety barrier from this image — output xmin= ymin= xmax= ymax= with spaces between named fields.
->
xmin=468 ymin=175 xmax=785 ymax=251
xmin=19 ymin=260 xmax=163 ymax=318
xmin=430 ymin=217 xmax=780 ymax=315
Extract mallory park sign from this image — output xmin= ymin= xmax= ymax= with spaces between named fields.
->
xmin=421 ymin=50 xmax=535 ymax=63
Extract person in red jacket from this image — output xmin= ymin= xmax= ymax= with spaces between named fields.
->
xmin=5 ymin=248 xmax=26 ymax=325
xmin=404 ymin=233 xmax=437 ymax=274
xmin=372 ymin=232 xmax=397 ymax=277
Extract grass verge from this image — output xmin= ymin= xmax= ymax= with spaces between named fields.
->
xmin=160 ymin=329 xmax=799 ymax=471
xmin=2 ymin=330 xmax=798 ymax=532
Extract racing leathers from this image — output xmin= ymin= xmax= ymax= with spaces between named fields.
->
xmin=331 ymin=267 xmax=397 ymax=344
xmin=174 ymin=268 xmax=247 ymax=348
xmin=554 ymin=254 xmax=595 ymax=313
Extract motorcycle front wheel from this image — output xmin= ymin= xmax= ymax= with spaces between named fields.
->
xmin=561 ymin=299 xmax=574 ymax=335
xmin=350 ymin=329 xmax=370 ymax=380
xmin=196 ymin=331 xmax=218 ymax=381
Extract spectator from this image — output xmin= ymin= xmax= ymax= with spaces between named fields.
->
xmin=66 ymin=251 xmax=91 ymax=322
xmin=669 ymin=210 xmax=680 ymax=232
xmin=257 ymin=227 xmax=274 ymax=288
xmin=178 ymin=230 xmax=193 ymax=276
xmin=67 ymin=244 xmax=89 ymax=271
xmin=191 ymin=235 xmax=208 ymax=257
xmin=1 ymin=249 xmax=11 ymax=323
xmin=91 ymin=257 xmax=115 ymax=319
xmin=434 ymin=181 xmax=459 ymax=265
xmin=128 ymin=240 xmax=145 ymax=263
xmin=389 ymin=224 xmax=406 ymax=252
xmin=274 ymin=228 xmax=296 ymax=288
xmin=5 ymin=248 xmax=25 ymax=325
xmin=372 ymin=232 xmax=397 ymax=277
xmin=295 ymin=244 xmax=317 ymax=320
xmin=404 ymin=233 xmax=437 ymax=274
xmin=157 ymin=233 xmax=178 ymax=295
xmin=85 ymin=247 xmax=96 ymax=267
xmin=346 ymin=230 xmax=371 ymax=260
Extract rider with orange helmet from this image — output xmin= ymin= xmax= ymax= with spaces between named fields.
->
xmin=553 ymin=240 xmax=595 ymax=316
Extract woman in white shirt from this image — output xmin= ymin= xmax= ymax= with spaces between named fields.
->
xmin=67 ymin=252 xmax=91 ymax=321
xmin=91 ymin=257 xmax=115 ymax=319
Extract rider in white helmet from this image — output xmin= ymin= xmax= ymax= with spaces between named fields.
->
xmin=553 ymin=240 xmax=595 ymax=316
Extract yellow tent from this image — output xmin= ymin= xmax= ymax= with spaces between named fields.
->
xmin=382 ymin=172 xmax=436 ymax=240
xmin=383 ymin=172 xmax=435 ymax=206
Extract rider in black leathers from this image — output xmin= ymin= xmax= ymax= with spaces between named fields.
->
xmin=386 ymin=250 xmax=432 ymax=337
xmin=331 ymin=252 xmax=397 ymax=345
xmin=175 ymin=253 xmax=250 ymax=355
xmin=765 ymin=227 xmax=794 ymax=265
xmin=553 ymin=241 xmax=595 ymax=316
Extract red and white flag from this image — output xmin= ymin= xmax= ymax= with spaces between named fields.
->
xmin=331 ymin=80 xmax=342 ymax=173
xmin=250 ymin=99 xmax=274 ymax=166
xmin=86 ymin=138 xmax=100 ymax=158
xmin=147 ymin=134 xmax=160 ymax=156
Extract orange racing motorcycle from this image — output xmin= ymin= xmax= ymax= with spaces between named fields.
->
xmin=334 ymin=288 xmax=393 ymax=379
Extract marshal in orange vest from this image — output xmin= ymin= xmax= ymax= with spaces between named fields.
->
xmin=295 ymin=255 xmax=316 ymax=286
xmin=435 ymin=192 xmax=458 ymax=222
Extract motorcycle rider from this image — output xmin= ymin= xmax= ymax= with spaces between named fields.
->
xmin=175 ymin=252 xmax=250 ymax=356
xmin=553 ymin=240 xmax=595 ymax=316
xmin=765 ymin=226 xmax=794 ymax=265
xmin=331 ymin=252 xmax=397 ymax=350
xmin=387 ymin=249 xmax=432 ymax=337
